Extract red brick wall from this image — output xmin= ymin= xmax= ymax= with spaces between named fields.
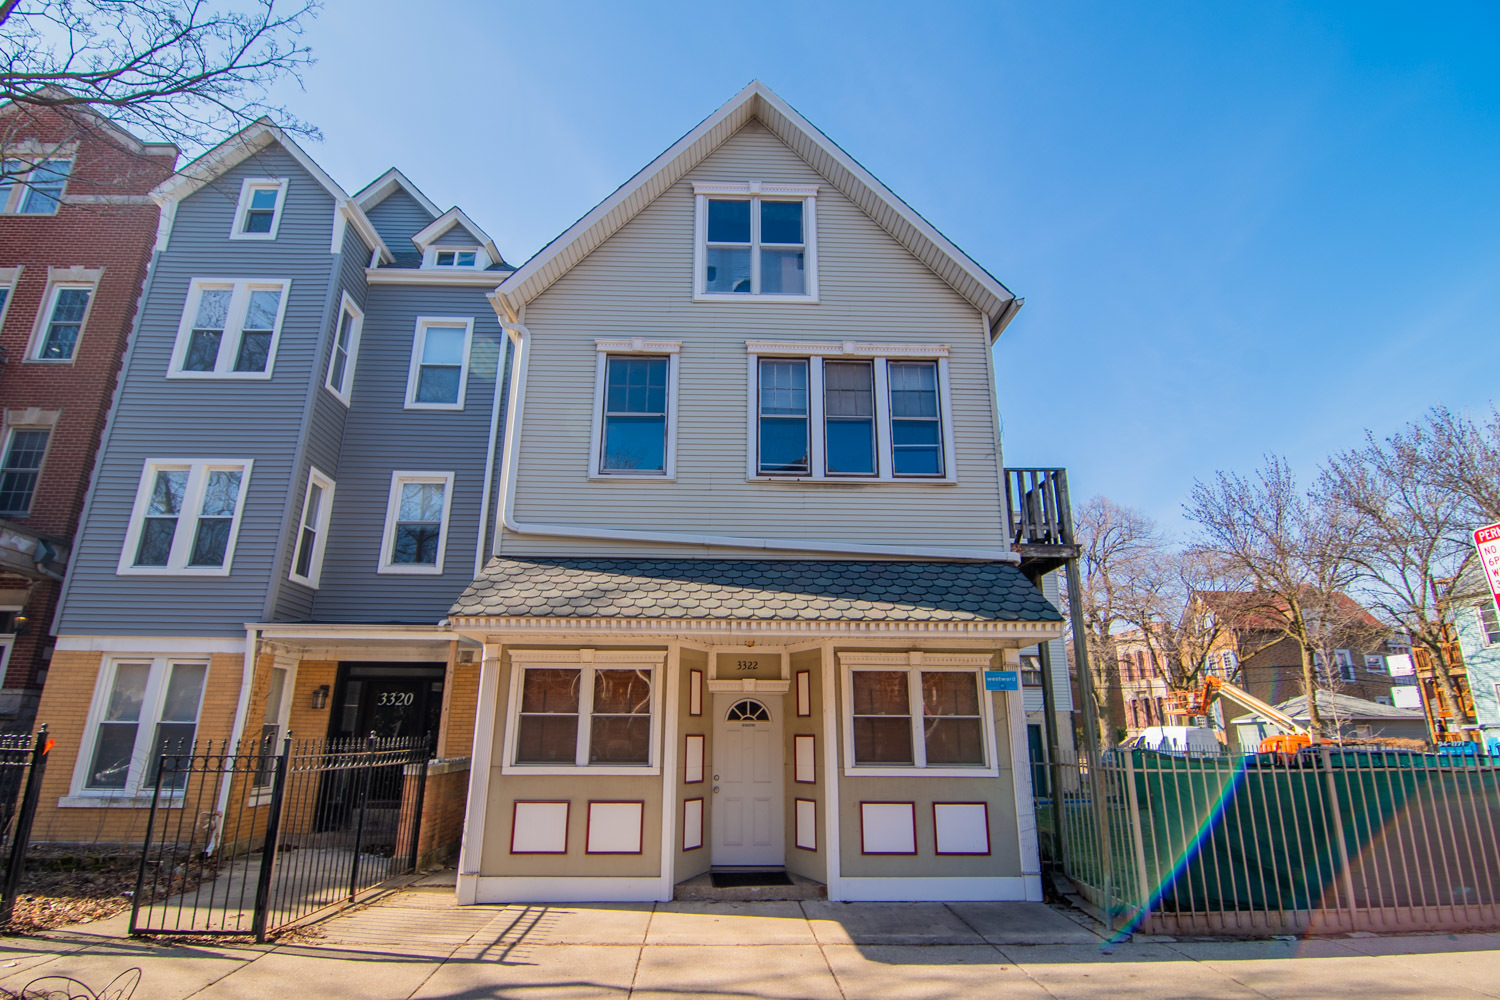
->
xmin=0 ymin=109 xmax=176 ymax=716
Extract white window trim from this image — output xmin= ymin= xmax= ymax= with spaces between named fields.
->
xmin=26 ymin=272 xmax=100 ymax=363
xmin=377 ymin=470 xmax=455 ymax=575
xmin=288 ymin=466 xmax=336 ymax=589
xmin=745 ymin=341 xmax=957 ymax=484
xmin=404 ymin=317 xmax=475 ymax=411
xmin=1 ymin=156 xmax=74 ymax=215
xmin=500 ymin=648 xmax=666 ymax=776
xmin=692 ymin=182 xmax=819 ymax=303
xmin=323 ymin=291 xmax=364 ymax=406
xmin=839 ymin=652 xmax=1000 ymax=778
xmin=116 ymin=459 xmax=254 ymax=576
xmin=229 ymin=177 xmax=288 ymax=240
xmin=422 ymin=246 xmax=491 ymax=269
xmin=0 ymin=266 xmax=20 ymax=331
xmin=0 ymin=423 xmax=51 ymax=517
xmin=167 ymin=278 xmax=291 ymax=379
xmin=247 ymin=658 xmax=297 ymax=807
xmin=587 ymin=339 xmax=682 ymax=480
xmin=63 ymin=654 xmax=210 ymax=804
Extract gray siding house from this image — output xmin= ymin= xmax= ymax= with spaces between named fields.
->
xmin=36 ymin=128 xmax=509 ymax=840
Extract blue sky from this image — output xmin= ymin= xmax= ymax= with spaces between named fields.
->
xmin=265 ymin=1 xmax=1500 ymax=535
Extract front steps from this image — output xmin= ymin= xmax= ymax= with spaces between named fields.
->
xmin=674 ymin=870 xmax=826 ymax=902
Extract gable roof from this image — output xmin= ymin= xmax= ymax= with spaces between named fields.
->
xmin=1229 ymin=689 xmax=1424 ymax=723
xmin=149 ymin=118 xmax=392 ymax=263
xmin=1198 ymin=590 xmax=1385 ymax=632
xmin=353 ymin=167 xmax=441 ymax=218
xmin=0 ymin=86 xmax=179 ymax=157
xmin=411 ymin=206 xmax=504 ymax=263
xmin=494 ymin=80 xmax=1021 ymax=338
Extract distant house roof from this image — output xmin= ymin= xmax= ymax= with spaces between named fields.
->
xmin=450 ymin=557 xmax=1061 ymax=625
xmin=353 ymin=167 xmax=441 ymax=217
xmin=1198 ymin=590 xmax=1384 ymax=632
xmin=493 ymin=80 xmax=1021 ymax=337
xmin=1229 ymin=689 xmax=1423 ymax=724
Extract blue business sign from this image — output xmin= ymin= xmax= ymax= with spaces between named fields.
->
xmin=983 ymin=670 xmax=1020 ymax=692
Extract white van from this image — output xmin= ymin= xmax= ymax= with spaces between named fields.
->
xmin=1122 ymin=726 xmax=1222 ymax=756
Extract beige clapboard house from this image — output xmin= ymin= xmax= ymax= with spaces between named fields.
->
xmin=449 ymin=82 xmax=1067 ymax=904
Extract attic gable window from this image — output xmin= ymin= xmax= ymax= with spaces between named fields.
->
xmin=230 ymin=178 xmax=287 ymax=240
xmin=434 ymin=249 xmax=477 ymax=267
xmin=693 ymin=182 xmax=818 ymax=302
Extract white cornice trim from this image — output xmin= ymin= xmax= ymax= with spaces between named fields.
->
xmin=509 ymin=648 xmax=667 ymax=666
xmin=450 ymin=616 xmax=1065 ymax=640
xmin=595 ymin=337 xmax=682 ymax=354
xmin=366 ymin=268 xmax=509 ymax=287
xmin=353 ymin=166 xmax=441 ymax=217
xmin=412 ymin=206 xmax=502 ymax=262
xmin=745 ymin=339 xmax=949 ymax=358
xmin=692 ymin=181 xmax=820 ymax=197
xmin=837 ymin=651 xmax=994 ymax=667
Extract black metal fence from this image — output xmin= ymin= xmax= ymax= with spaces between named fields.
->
xmin=0 ymin=728 xmax=50 ymax=925
xmin=129 ymin=734 xmax=431 ymax=940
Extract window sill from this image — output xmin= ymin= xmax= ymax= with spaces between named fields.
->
xmin=323 ymin=384 xmax=352 ymax=407
xmin=403 ymin=402 xmax=465 ymax=412
xmin=694 ymin=293 xmax=819 ymax=305
xmin=22 ymin=357 xmax=75 ymax=365
xmin=747 ymin=475 xmax=957 ymax=486
xmin=228 ymin=233 xmax=278 ymax=242
xmin=287 ymin=574 xmax=320 ymax=590
xmin=166 ymin=371 xmax=274 ymax=381
xmin=499 ymin=764 xmax=661 ymax=777
xmin=115 ymin=566 xmax=232 ymax=577
xmin=377 ymin=564 xmax=445 ymax=576
xmin=842 ymin=765 xmax=999 ymax=779
xmin=0 ymin=210 xmax=61 ymax=218
xmin=588 ymin=474 xmax=676 ymax=482
xmin=58 ymin=793 xmax=184 ymax=809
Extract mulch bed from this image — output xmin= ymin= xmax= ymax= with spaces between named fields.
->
xmin=4 ymin=851 xmax=220 ymax=935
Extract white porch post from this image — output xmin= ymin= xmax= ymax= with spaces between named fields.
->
xmin=1003 ymin=647 xmax=1044 ymax=900
xmin=457 ymin=641 xmax=502 ymax=905
xmin=820 ymin=639 xmax=841 ymax=900
xmin=657 ymin=641 xmax=683 ymax=901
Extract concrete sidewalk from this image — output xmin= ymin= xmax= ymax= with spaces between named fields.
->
xmin=5 ymin=884 xmax=1500 ymax=999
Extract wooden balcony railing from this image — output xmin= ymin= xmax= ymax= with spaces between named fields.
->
xmin=1004 ymin=468 xmax=1077 ymax=563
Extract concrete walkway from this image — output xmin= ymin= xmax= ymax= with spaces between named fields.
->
xmin=5 ymin=882 xmax=1500 ymax=999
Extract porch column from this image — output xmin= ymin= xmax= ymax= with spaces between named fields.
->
xmin=457 ymin=641 xmax=502 ymax=905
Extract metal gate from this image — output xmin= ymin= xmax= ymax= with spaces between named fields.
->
xmin=130 ymin=734 xmax=431 ymax=940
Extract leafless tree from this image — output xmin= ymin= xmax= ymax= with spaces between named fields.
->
xmin=1417 ymin=405 xmax=1500 ymax=527
xmin=1118 ymin=548 xmax=1240 ymax=693
xmin=1061 ymin=497 xmax=1160 ymax=747
xmin=1186 ymin=456 xmax=1366 ymax=737
xmin=0 ymin=0 xmax=319 ymax=194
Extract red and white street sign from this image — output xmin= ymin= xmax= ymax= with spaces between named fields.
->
xmin=1474 ymin=522 xmax=1500 ymax=613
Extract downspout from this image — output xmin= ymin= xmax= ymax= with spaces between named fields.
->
xmin=209 ymin=624 xmax=259 ymax=854
xmin=486 ymin=299 xmax=1017 ymax=562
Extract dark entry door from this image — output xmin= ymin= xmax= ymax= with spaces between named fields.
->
xmin=327 ymin=663 xmax=445 ymax=742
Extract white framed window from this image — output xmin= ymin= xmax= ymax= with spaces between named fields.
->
xmin=746 ymin=342 xmax=956 ymax=482
xmin=323 ymin=292 xmax=363 ymax=405
xmin=378 ymin=471 xmax=454 ymax=574
xmin=1478 ymin=604 xmax=1500 ymax=646
xmin=168 ymin=279 xmax=290 ymax=378
xmin=404 ymin=317 xmax=473 ymax=410
xmin=434 ymin=249 xmax=477 ymax=267
xmin=288 ymin=466 xmax=335 ymax=588
xmin=70 ymin=656 xmax=209 ymax=799
xmin=501 ymin=649 xmax=666 ymax=776
xmin=117 ymin=459 xmax=253 ymax=576
xmin=588 ymin=339 xmax=681 ymax=478
xmin=692 ymin=182 xmax=818 ymax=301
xmin=29 ymin=280 xmax=96 ymax=361
xmin=1335 ymin=649 xmax=1356 ymax=683
xmin=839 ymin=652 xmax=1000 ymax=777
xmin=229 ymin=178 xmax=287 ymax=239
xmin=0 ymin=427 xmax=49 ymax=516
xmin=1365 ymin=654 xmax=1386 ymax=673
xmin=0 ymin=157 xmax=73 ymax=214
xmin=250 ymin=662 xmax=295 ymax=798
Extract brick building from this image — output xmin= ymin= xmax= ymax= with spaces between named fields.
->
xmin=0 ymin=103 xmax=177 ymax=726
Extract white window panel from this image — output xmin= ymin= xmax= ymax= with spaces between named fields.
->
xmin=378 ymin=471 xmax=454 ymax=574
xmin=692 ymin=182 xmax=818 ymax=302
xmin=117 ymin=460 xmax=253 ymax=576
xmin=230 ymin=177 xmax=288 ymax=240
xmin=288 ymin=466 xmax=335 ymax=588
xmin=404 ymin=317 xmax=474 ymax=410
xmin=323 ymin=292 xmax=364 ymax=405
xmin=434 ymin=249 xmax=477 ymax=267
xmin=168 ymin=279 xmax=290 ymax=378
xmin=71 ymin=656 xmax=210 ymax=799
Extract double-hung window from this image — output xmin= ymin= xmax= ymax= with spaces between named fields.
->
xmin=230 ymin=178 xmax=287 ymax=239
xmin=32 ymin=283 xmax=94 ymax=361
xmin=118 ymin=460 xmax=252 ymax=575
xmin=0 ymin=158 xmax=72 ymax=214
xmin=841 ymin=653 xmax=996 ymax=775
xmin=288 ymin=467 xmax=335 ymax=588
xmin=1479 ymin=604 xmax=1500 ymax=646
xmin=378 ymin=471 xmax=453 ymax=574
xmin=170 ymin=279 xmax=289 ymax=377
xmin=1335 ymin=649 xmax=1356 ymax=683
xmin=589 ymin=340 xmax=680 ymax=477
xmin=78 ymin=657 xmax=208 ymax=796
xmin=324 ymin=293 xmax=363 ymax=405
xmin=693 ymin=183 xmax=818 ymax=300
xmin=505 ymin=651 xmax=664 ymax=774
xmin=0 ymin=428 xmax=49 ymax=516
xmin=750 ymin=345 xmax=953 ymax=481
xmin=405 ymin=318 xmax=473 ymax=409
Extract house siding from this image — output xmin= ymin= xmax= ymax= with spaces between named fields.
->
xmin=501 ymin=122 xmax=1006 ymax=558
xmin=364 ymin=188 xmax=436 ymax=248
xmin=56 ymin=143 xmax=339 ymax=636
xmin=431 ymin=222 xmax=485 ymax=247
xmin=309 ymin=282 xmax=508 ymax=623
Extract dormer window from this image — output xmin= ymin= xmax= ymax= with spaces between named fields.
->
xmin=693 ymin=182 xmax=818 ymax=301
xmin=231 ymin=178 xmax=287 ymax=240
xmin=434 ymin=249 xmax=478 ymax=267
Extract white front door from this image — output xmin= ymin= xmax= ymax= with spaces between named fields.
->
xmin=711 ymin=695 xmax=785 ymax=866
